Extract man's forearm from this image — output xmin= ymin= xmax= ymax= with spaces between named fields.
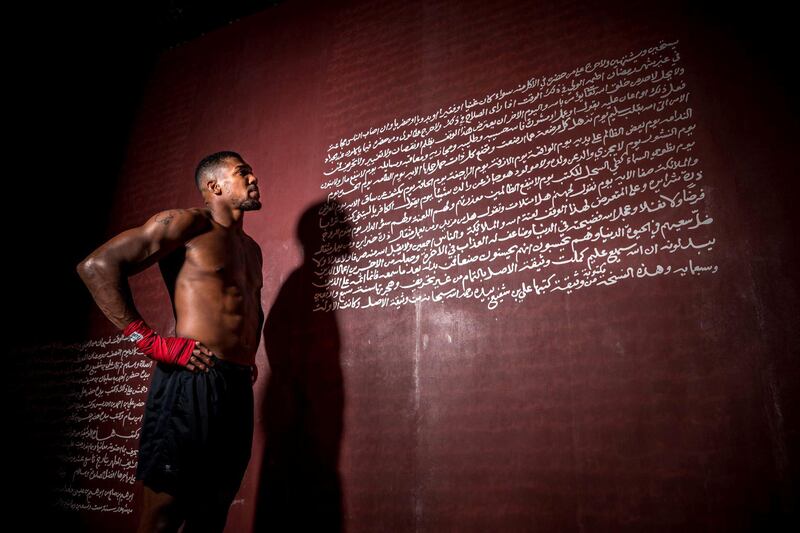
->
xmin=76 ymin=259 xmax=142 ymax=330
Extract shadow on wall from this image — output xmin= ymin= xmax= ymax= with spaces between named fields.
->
xmin=254 ymin=199 xmax=352 ymax=532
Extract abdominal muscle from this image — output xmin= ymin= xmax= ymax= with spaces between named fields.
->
xmin=173 ymin=276 xmax=261 ymax=366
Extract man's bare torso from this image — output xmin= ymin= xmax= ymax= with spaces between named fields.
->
xmin=158 ymin=207 xmax=263 ymax=366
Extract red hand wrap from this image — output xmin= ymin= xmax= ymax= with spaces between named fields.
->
xmin=123 ymin=319 xmax=195 ymax=366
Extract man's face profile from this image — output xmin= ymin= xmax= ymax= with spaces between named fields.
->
xmin=218 ymin=157 xmax=261 ymax=211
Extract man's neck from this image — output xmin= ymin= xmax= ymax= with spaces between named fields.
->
xmin=208 ymin=206 xmax=244 ymax=232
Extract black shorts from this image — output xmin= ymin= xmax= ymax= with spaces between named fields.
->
xmin=135 ymin=354 xmax=254 ymax=502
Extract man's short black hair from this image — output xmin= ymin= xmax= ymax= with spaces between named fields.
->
xmin=195 ymin=151 xmax=243 ymax=193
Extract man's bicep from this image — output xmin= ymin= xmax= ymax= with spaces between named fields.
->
xmin=81 ymin=209 xmax=204 ymax=274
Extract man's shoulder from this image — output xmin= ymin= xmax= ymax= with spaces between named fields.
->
xmin=153 ymin=207 xmax=211 ymax=223
xmin=184 ymin=206 xmax=213 ymax=223
xmin=144 ymin=207 xmax=213 ymax=240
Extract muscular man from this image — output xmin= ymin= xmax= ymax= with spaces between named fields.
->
xmin=76 ymin=151 xmax=264 ymax=532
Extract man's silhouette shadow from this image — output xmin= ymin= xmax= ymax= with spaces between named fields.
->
xmin=254 ymin=199 xmax=352 ymax=532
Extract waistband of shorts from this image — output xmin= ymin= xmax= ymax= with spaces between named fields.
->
xmin=210 ymin=354 xmax=253 ymax=372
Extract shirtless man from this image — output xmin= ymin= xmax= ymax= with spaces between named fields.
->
xmin=76 ymin=151 xmax=264 ymax=532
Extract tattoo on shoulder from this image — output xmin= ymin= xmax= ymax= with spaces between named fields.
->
xmin=155 ymin=211 xmax=176 ymax=226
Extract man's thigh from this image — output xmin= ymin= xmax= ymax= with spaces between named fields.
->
xmin=137 ymin=483 xmax=186 ymax=533
xmin=137 ymin=481 xmax=237 ymax=533
xmin=180 ymin=484 xmax=239 ymax=533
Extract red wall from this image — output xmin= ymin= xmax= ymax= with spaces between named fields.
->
xmin=50 ymin=0 xmax=800 ymax=530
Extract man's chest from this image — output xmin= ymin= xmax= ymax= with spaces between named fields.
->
xmin=184 ymin=232 xmax=262 ymax=289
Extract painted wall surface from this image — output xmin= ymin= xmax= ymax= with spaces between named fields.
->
xmin=17 ymin=0 xmax=798 ymax=531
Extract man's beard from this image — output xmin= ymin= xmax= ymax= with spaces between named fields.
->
xmin=237 ymin=198 xmax=262 ymax=211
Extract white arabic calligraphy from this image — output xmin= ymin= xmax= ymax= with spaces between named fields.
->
xmin=316 ymin=40 xmax=717 ymax=311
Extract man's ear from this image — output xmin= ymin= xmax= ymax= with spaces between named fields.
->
xmin=204 ymin=177 xmax=222 ymax=196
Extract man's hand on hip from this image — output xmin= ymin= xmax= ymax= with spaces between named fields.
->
xmin=188 ymin=341 xmax=217 ymax=373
